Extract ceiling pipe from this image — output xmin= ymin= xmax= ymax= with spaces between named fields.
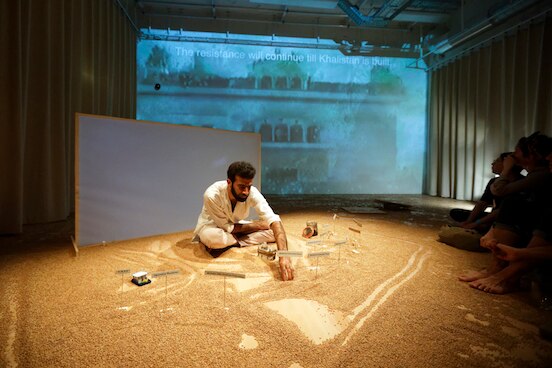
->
xmin=137 ymin=1 xmax=347 ymax=18
xmin=427 ymin=0 xmax=542 ymax=55
xmin=387 ymin=0 xmax=415 ymax=20
xmin=281 ymin=7 xmax=288 ymax=23
xmin=337 ymin=0 xmax=413 ymax=27
xmin=413 ymin=0 xmax=551 ymax=70
xmin=337 ymin=0 xmax=388 ymax=27
xmin=113 ymin=0 xmax=140 ymax=34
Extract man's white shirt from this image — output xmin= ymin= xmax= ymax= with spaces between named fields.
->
xmin=193 ymin=181 xmax=281 ymax=240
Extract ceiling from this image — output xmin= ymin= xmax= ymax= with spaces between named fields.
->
xmin=121 ymin=0 xmax=552 ymax=66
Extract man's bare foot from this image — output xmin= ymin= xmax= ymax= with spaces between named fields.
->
xmin=458 ymin=256 xmax=507 ymax=282
xmin=468 ymin=273 xmax=517 ymax=294
xmin=458 ymin=269 xmax=491 ymax=282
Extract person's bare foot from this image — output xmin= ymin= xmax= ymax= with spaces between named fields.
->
xmin=458 ymin=269 xmax=491 ymax=282
xmin=468 ymin=272 xmax=517 ymax=294
xmin=458 ymin=257 xmax=507 ymax=282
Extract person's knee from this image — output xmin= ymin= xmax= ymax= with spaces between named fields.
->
xmin=199 ymin=228 xmax=237 ymax=249
xmin=235 ymin=229 xmax=276 ymax=247
xmin=527 ymin=233 xmax=552 ymax=249
xmin=493 ymin=224 xmax=524 ymax=246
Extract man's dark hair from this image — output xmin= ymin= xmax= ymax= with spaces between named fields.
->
xmin=517 ymin=132 xmax=552 ymax=157
xmin=499 ymin=152 xmax=523 ymax=175
xmin=517 ymin=132 xmax=552 ymax=165
xmin=227 ymin=161 xmax=256 ymax=181
xmin=516 ymin=136 xmax=531 ymax=157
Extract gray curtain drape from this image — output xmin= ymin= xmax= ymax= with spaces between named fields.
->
xmin=0 ymin=0 xmax=136 ymax=234
xmin=425 ymin=16 xmax=552 ymax=201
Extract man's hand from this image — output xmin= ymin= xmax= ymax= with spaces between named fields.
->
xmin=279 ymin=256 xmax=294 ymax=281
xmin=270 ymin=221 xmax=294 ymax=281
xmin=461 ymin=222 xmax=479 ymax=230
xmin=460 ymin=221 xmax=473 ymax=229
xmin=501 ymin=155 xmax=516 ymax=173
xmin=490 ymin=243 xmax=521 ymax=262
xmin=480 ymin=236 xmax=497 ymax=249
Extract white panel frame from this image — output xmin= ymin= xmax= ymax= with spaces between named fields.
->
xmin=75 ymin=114 xmax=261 ymax=246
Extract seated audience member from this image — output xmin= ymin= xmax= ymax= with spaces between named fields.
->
xmin=449 ymin=152 xmax=523 ymax=233
xmin=490 ymin=132 xmax=550 ymax=198
xmin=459 ymin=133 xmax=552 ymax=294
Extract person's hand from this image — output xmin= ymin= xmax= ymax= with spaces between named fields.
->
xmin=480 ymin=236 xmax=497 ymax=249
xmin=502 ymin=155 xmax=516 ymax=172
xmin=491 ymin=243 xmax=520 ymax=262
xmin=461 ymin=222 xmax=478 ymax=230
xmin=279 ymin=256 xmax=294 ymax=281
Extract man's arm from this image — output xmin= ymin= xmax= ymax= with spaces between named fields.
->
xmin=489 ymin=155 xmax=539 ymax=197
xmin=461 ymin=178 xmax=494 ymax=226
xmin=247 ymin=187 xmax=294 ymax=280
xmin=270 ymin=221 xmax=287 ymax=251
xmin=232 ymin=221 xmax=269 ymax=235
xmin=463 ymin=201 xmax=490 ymax=225
xmin=270 ymin=221 xmax=294 ymax=281
xmin=490 ymin=155 xmax=516 ymax=196
xmin=463 ymin=209 xmax=499 ymax=230
xmin=490 ymin=242 xmax=552 ymax=262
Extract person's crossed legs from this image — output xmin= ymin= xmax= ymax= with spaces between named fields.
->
xmin=199 ymin=225 xmax=276 ymax=257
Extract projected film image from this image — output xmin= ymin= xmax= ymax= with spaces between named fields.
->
xmin=137 ymin=35 xmax=427 ymax=194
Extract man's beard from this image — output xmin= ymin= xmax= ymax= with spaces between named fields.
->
xmin=231 ymin=184 xmax=248 ymax=202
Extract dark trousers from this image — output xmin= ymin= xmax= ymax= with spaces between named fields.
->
xmin=449 ymin=208 xmax=487 ymax=223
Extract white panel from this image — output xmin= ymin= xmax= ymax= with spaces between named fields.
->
xmin=76 ymin=114 xmax=261 ymax=246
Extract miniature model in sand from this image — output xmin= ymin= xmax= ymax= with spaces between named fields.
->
xmin=257 ymin=242 xmax=277 ymax=260
xmin=302 ymin=221 xmax=318 ymax=238
xmin=131 ymin=271 xmax=151 ymax=286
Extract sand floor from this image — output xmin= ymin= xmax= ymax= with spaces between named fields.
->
xmin=1 ymin=195 xmax=551 ymax=367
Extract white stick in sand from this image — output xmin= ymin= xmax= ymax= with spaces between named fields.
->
xmin=205 ymin=270 xmax=246 ymax=309
xmin=204 ymin=270 xmax=246 ymax=278
xmin=307 ymin=251 xmax=330 ymax=279
xmin=348 ymin=227 xmax=361 ymax=247
xmin=333 ymin=239 xmax=347 ymax=263
xmin=115 ymin=269 xmax=131 ymax=311
xmin=153 ymin=270 xmax=180 ymax=312
xmin=333 ymin=213 xmax=339 ymax=236
xmin=277 ymin=250 xmax=303 ymax=257
xmin=306 ymin=239 xmax=321 ymax=252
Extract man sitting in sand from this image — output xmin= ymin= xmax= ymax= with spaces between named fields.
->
xmin=448 ymin=152 xmax=523 ymax=233
xmin=193 ymin=161 xmax=294 ymax=281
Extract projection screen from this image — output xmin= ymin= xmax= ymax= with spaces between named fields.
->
xmin=76 ymin=114 xmax=261 ymax=247
xmin=137 ymin=32 xmax=427 ymax=195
